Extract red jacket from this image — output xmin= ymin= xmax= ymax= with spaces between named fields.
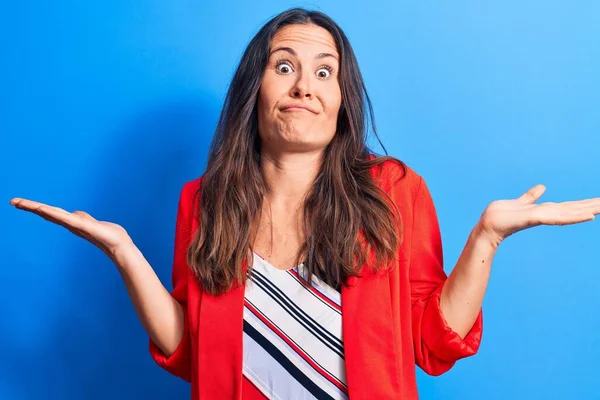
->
xmin=149 ymin=159 xmax=483 ymax=399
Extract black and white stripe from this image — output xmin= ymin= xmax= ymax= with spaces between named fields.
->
xmin=242 ymin=252 xmax=348 ymax=399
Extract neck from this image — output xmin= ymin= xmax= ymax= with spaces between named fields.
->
xmin=259 ymin=148 xmax=324 ymax=208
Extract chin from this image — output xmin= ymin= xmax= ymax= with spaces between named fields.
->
xmin=260 ymin=129 xmax=332 ymax=152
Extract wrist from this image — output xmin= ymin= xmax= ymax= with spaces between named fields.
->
xmin=111 ymin=241 xmax=142 ymax=272
xmin=472 ymin=220 xmax=502 ymax=251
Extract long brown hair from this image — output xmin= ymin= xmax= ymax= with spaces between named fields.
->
xmin=187 ymin=8 xmax=407 ymax=295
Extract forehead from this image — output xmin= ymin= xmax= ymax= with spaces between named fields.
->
xmin=270 ymin=24 xmax=338 ymax=57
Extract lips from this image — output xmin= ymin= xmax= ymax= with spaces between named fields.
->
xmin=280 ymin=103 xmax=318 ymax=114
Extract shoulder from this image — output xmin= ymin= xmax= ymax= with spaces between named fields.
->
xmin=181 ymin=176 xmax=204 ymax=196
xmin=176 ymin=176 xmax=204 ymax=214
xmin=180 ymin=156 xmax=427 ymax=204
xmin=366 ymin=153 xmax=424 ymax=198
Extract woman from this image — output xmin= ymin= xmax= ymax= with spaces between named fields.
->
xmin=10 ymin=7 xmax=600 ymax=400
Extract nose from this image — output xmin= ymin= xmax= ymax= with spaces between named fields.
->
xmin=290 ymin=70 xmax=313 ymax=99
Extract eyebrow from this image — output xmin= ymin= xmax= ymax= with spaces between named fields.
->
xmin=270 ymin=46 xmax=339 ymax=61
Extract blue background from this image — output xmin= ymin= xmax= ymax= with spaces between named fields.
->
xmin=2 ymin=1 xmax=599 ymax=399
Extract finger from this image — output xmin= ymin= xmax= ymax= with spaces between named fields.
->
xmin=559 ymin=198 xmax=600 ymax=209
xmin=518 ymin=184 xmax=546 ymax=204
xmin=13 ymin=199 xmax=94 ymax=222
xmin=12 ymin=199 xmax=97 ymax=221
xmin=26 ymin=204 xmax=93 ymax=232
xmin=577 ymin=204 xmax=600 ymax=216
xmin=26 ymin=204 xmax=69 ymax=219
xmin=545 ymin=209 xmax=596 ymax=226
xmin=561 ymin=213 xmax=595 ymax=224
xmin=12 ymin=199 xmax=104 ymax=238
xmin=551 ymin=203 xmax=600 ymax=220
xmin=35 ymin=210 xmax=103 ymax=243
xmin=12 ymin=198 xmax=70 ymax=215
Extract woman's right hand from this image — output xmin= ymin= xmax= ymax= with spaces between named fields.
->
xmin=10 ymin=198 xmax=134 ymax=262
xmin=11 ymin=197 xmax=187 ymax=357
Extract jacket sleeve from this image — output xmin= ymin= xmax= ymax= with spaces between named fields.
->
xmin=148 ymin=181 xmax=195 ymax=382
xmin=409 ymin=176 xmax=483 ymax=376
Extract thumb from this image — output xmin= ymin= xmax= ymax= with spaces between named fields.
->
xmin=518 ymin=184 xmax=546 ymax=204
xmin=73 ymin=210 xmax=95 ymax=220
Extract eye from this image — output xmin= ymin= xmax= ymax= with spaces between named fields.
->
xmin=316 ymin=65 xmax=333 ymax=79
xmin=275 ymin=61 xmax=294 ymax=74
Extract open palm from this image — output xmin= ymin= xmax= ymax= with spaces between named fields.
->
xmin=10 ymin=198 xmax=133 ymax=260
xmin=479 ymin=184 xmax=600 ymax=246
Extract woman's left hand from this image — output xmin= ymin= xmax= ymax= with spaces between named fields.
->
xmin=477 ymin=184 xmax=600 ymax=247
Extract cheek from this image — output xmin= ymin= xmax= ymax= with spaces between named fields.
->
xmin=259 ymin=74 xmax=287 ymax=110
xmin=322 ymin=87 xmax=342 ymax=121
xmin=257 ymin=85 xmax=270 ymax=113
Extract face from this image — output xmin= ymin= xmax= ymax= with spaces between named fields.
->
xmin=257 ymin=23 xmax=342 ymax=153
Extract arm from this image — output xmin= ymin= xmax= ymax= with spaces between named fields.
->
xmin=117 ymin=245 xmax=187 ymax=358
xmin=10 ymin=179 xmax=194 ymax=381
xmin=128 ymin=181 xmax=195 ymax=381
xmin=409 ymin=176 xmax=483 ymax=376
xmin=439 ymin=223 xmax=495 ymax=339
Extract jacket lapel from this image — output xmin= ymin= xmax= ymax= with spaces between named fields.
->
xmin=342 ymin=268 xmax=400 ymax=398
xmin=197 ymin=259 xmax=247 ymax=399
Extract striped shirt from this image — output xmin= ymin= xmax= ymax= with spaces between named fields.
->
xmin=242 ymin=252 xmax=348 ymax=400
